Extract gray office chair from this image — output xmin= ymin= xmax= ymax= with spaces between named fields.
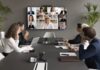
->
xmin=0 ymin=39 xmax=4 ymax=53
xmin=0 ymin=53 xmax=5 ymax=61
xmin=0 ymin=39 xmax=5 ymax=61
xmin=43 ymin=32 xmax=56 ymax=38
xmin=0 ymin=31 xmax=5 ymax=39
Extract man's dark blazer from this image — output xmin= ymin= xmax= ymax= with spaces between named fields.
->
xmin=68 ymin=34 xmax=81 ymax=44
xmin=79 ymin=38 xmax=100 ymax=69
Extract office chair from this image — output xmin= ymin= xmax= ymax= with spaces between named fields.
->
xmin=43 ymin=32 xmax=56 ymax=38
xmin=0 ymin=53 xmax=5 ymax=61
xmin=0 ymin=39 xmax=4 ymax=53
xmin=0 ymin=31 xmax=5 ymax=39
xmin=0 ymin=39 xmax=5 ymax=61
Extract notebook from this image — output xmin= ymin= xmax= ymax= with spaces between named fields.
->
xmin=58 ymin=52 xmax=80 ymax=62
xmin=55 ymin=45 xmax=68 ymax=49
xmin=60 ymin=52 xmax=77 ymax=56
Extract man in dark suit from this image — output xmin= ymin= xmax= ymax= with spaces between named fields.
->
xmin=79 ymin=27 xmax=100 ymax=69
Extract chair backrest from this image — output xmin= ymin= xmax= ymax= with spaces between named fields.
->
xmin=0 ymin=39 xmax=5 ymax=61
xmin=0 ymin=31 xmax=5 ymax=39
xmin=0 ymin=39 xmax=4 ymax=53
xmin=43 ymin=32 xmax=56 ymax=38
xmin=0 ymin=53 xmax=5 ymax=61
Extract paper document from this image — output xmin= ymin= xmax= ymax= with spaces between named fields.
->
xmin=55 ymin=45 xmax=68 ymax=49
xmin=33 ymin=62 xmax=48 ymax=70
xmin=60 ymin=52 xmax=77 ymax=56
xmin=37 ymin=63 xmax=45 ymax=70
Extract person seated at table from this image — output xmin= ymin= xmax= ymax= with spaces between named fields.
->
xmin=68 ymin=23 xmax=89 ymax=44
xmin=17 ymin=22 xmax=31 ymax=45
xmin=2 ymin=23 xmax=33 ymax=56
xmin=19 ymin=30 xmax=31 ymax=45
xmin=17 ymin=22 xmax=25 ymax=44
xmin=79 ymin=27 xmax=100 ymax=69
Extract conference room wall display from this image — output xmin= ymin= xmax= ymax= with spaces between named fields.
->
xmin=27 ymin=6 xmax=67 ymax=30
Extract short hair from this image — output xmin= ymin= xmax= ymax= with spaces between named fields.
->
xmin=77 ymin=23 xmax=82 ymax=28
xmin=82 ymin=27 xmax=96 ymax=39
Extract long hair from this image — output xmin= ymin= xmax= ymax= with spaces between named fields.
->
xmin=29 ymin=15 xmax=34 ymax=21
xmin=5 ymin=23 xmax=20 ymax=39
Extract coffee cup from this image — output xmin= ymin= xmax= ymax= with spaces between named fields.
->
xmin=30 ymin=57 xmax=37 ymax=63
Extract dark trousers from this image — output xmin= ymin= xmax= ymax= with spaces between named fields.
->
xmin=85 ymin=59 xmax=97 ymax=69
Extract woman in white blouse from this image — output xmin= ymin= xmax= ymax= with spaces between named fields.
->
xmin=2 ymin=23 xmax=33 ymax=56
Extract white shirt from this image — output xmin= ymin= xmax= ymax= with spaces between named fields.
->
xmin=42 ymin=23 xmax=54 ymax=29
xmin=49 ymin=12 xmax=57 ymax=16
xmin=2 ymin=37 xmax=33 ymax=53
xmin=81 ymin=40 xmax=90 ymax=50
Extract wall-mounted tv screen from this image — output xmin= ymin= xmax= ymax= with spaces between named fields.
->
xmin=27 ymin=7 xmax=67 ymax=30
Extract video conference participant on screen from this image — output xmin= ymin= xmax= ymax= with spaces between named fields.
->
xmin=28 ymin=15 xmax=35 ymax=29
xmin=37 ymin=7 xmax=45 ymax=20
xmin=49 ymin=7 xmax=57 ymax=15
xmin=28 ymin=7 xmax=34 ymax=15
xmin=58 ymin=22 xmax=66 ymax=30
xmin=58 ymin=9 xmax=67 ymax=21
xmin=42 ymin=17 xmax=54 ymax=29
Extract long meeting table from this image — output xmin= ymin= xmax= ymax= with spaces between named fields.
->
xmin=0 ymin=38 xmax=88 ymax=70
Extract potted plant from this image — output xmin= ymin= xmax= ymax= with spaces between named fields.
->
xmin=82 ymin=3 xmax=100 ymax=27
xmin=0 ymin=1 xmax=11 ymax=39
